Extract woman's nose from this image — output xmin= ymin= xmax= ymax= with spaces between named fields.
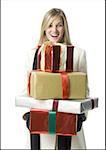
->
xmin=52 ymin=26 xmax=57 ymax=32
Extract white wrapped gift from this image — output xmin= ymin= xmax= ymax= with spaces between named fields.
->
xmin=15 ymin=95 xmax=98 ymax=114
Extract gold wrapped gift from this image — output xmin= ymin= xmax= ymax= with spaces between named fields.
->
xmin=28 ymin=71 xmax=87 ymax=100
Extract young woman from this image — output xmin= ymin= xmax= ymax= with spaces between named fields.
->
xmin=22 ymin=8 xmax=89 ymax=150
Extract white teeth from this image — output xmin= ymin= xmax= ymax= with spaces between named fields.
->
xmin=51 ymin=35 xmax=58 ymax=37
xmin=50 ymin=34 xmax=58 ymax=36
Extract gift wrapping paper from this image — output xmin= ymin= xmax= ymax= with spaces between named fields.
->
xmin=37 ymin=42 xmax=74 ymax=72
xmin=15 ymin=96 xmax=98 ymax=114
xmin=30 ymin=109 xmax=77 ymax=136
xmin=28 ymin=71 xmax=87 ymax=99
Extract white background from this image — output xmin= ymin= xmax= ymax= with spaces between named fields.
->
xmin=1 ymin=0 xmax=105 ymax=149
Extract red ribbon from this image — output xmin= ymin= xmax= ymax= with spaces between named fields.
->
xmin=37 ymin=51 xmax=41 ymax=70
xmin=27 ymin=72 xmax=32 ymax=95
xmin=52 ymin=100 xmax=59 ymax=111
xmin=61 ymin=73 xmax=70 ymax=99
xmin=45 ymin=45 xmax=52 ymax=70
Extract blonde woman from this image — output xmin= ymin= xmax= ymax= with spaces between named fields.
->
xmin=22 ymin=8 xmax=89 ymax=150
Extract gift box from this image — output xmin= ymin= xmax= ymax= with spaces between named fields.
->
xmin=30 ymin=109 xmax=77 ymax=136
xmin=37 ymin=42 xmax=74 ymax=72
xmin=58 ymin=97 xmax=98 ymax=114
xmin=28 ymin=71 xmax=87 ymax=99
xmin=15 ymin=96 xmax=98 ymax=114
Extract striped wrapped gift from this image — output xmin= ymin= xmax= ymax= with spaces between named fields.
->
xmin=37 ymin=41 xmax=74 ymax=72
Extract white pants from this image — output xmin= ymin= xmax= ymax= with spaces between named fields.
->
xmin=25 ymin=127 xmax=86 ymax=149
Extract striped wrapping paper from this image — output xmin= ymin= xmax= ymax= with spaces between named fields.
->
xmin=37 ymin=42 xmax=74 ymax=72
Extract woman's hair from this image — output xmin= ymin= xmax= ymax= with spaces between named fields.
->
xmin=38 ymin=8 xmax=72 ymax=45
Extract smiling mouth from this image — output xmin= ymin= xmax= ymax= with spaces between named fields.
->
xmin=50 ymin=34 xmax=59 ymax=38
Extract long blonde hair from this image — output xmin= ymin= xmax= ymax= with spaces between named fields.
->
xmin=38 ymin=8 xmax=72 ymax=45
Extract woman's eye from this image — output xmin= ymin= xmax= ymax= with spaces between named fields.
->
xmin=58 ymin=24 xmax=63 ymax=27
xmin=49 ymin=24 xmax=52 ymax=27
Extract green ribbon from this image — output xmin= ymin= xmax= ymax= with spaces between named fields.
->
xmin=48 ymin=111 xmax=56 ymax=134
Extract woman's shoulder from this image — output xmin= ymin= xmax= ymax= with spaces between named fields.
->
xmin=62 ymin=43 xmax=86 ymax=53
xmin=25 ymin=46 xmax=39 ymax=63
xmin=73 ymin=45 xmax=86 ymax=52
xmin=27 ymin=46 xmax=39 ymax=56
xmin=31 ymin=46 xmax=39 ymax=53
xmin=73 ymin=45 xmax=86 ymax=56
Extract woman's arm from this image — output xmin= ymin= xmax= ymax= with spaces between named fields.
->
xmin=78 ymin=49 xmax=90 ymax=119
xmin=19 ymin=48 xmax=37 ymax=96
xmin=78 ymin=49 xmax=90 ymax=97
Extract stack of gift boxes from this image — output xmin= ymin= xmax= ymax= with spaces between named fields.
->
xmin=15 ymin=41 xmax=98 ymax=136
xmin=24 ymin=41 xmax=98 ymax=136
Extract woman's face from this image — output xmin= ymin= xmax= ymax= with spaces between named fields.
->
xmin=45 ymin=17 xmax=64 ymax=44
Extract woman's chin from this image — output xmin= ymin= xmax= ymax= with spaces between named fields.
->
xmin=49 ymin=39 xmax=60 ymax=44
